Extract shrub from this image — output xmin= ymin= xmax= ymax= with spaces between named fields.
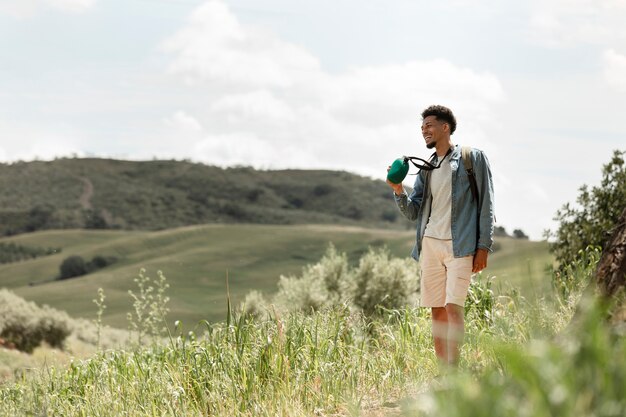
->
xmin=0 ymin=289 xmax=71 ymax=353
xmin=269 ymin=244 xmax=419 ymax=317
xmin=273 ymin=244 xmax=350 ymax=313
xmin=57 ymin=254 xmax=117 ymax=280
xmin=240 ymin=290 xmax=270 ymax=317
xmin=89 ymin=255 xmax=116 ymax=269
xmin=349 ymin=247 xmax=419 ymax=316
xmin=0 ymin=242 xmax=60 ymax=264
xmin=59 ymin=255 xmax=87 ymax=279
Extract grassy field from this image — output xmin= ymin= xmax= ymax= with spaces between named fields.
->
xmin=3 ymin=227 xmax=621 ymax=417
xmin=2 ymin=250 xmax=618 ymax=417
xmin=0 ymin=225 xmax=553 ymax=329
xmin=486 ymin=237 xmax=554 ymax=297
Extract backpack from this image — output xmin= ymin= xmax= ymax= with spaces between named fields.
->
xmin=461 ymin=146 xmax=479 ymax=202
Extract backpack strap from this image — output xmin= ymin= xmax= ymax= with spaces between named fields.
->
xmin=461 ymin=146 xmax=479 ymax=202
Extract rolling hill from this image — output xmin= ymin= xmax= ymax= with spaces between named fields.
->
xmin=0 ymin=225 xmax=553 ymax=330
xmin=0 ymin=158 xmax=405 ymax=236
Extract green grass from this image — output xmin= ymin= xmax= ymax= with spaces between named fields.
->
xmin=1 ymin=241 xmax=620 ymax=417
xmin=0 ymin=226 xmax=552 ymax=330
xmin=0 ymin=225 xmax=414 ymax=328
xmin=488 ymin=237 xmax=555 ymax=298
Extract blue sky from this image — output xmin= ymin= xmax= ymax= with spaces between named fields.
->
xmin=1 ymin=0 xmax=625 ymax=239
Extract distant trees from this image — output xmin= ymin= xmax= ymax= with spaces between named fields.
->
xmin=513 ymin=229 xmax=529 ymax=239
xmin=59 ymin=256 xmax=87 ymax=279
xmin=494 ymin=226 xmax=529 ymax=239
xmin=494 ymin=226 xmax=508 ymax=237
xmin=58 ymin=255 xmax=117 ymax=280
xmin=0 ymin=242 xmax=60 ymax=264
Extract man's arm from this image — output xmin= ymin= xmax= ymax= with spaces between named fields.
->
xmin=387 ymin=170 xmax=424 ymax=221
xmin=472 ymin=150 xmax=495 ymax=272
xmin=475 ymin=150 xmax=495 ymax=252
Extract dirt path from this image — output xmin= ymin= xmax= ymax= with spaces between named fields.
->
xmin=79 ymin=177 xmax=94 ymax=210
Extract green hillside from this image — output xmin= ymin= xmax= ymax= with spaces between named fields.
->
xmin=0 ymin=226 xmax=552 ymax=330
xmin=0 ymin=158 xmax=405 ymax=235
xmin=486 ymin=237 xmax=555 ymax=298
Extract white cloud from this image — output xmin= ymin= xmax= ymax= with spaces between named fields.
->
xmin=603 ymin=49 xmax=626 ymax=91
xmin=529 ymin=0 xmax=626 ymax=47
xmin=194 ymin=132 xmax=281 ymax=167
xmin=162 ymin=1 xmax=504 ymax=177
xmin=210 ymin=90 xmax=296 ymax=125
xmin=0 ymin=0 xmax=95 ymax=17
xmin=162 ymin=0 xmax=320 ymax=88
xmin=164 ymin=110 xmax=203 ymax=132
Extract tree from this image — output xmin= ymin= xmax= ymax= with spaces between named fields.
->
xmin=59 ymin=256 xmax=87 ymax=279
xmin=513 ymin=229 xmax=528 ymax=239
xmin=551 ymin=150 xmax=626 ymax=267
xmin=595 ymin=206 xmax=626 ymax=300
xmin=494 ymin=226 xmax=509 ymax=237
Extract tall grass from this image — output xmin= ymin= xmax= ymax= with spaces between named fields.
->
xmin=1 ymin=247 xmax=620 ymax=416
xmin=0 ymin=307 xmax=436 ymax=416
xmin=405 ymin=300 xmax=626 ymax=417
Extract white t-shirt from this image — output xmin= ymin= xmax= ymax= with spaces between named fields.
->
xmin=424 ymin=154 xmax=452 ymax=240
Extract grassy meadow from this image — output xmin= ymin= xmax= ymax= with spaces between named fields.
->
xmin=1 ymin=225 xmax=550 ymax=329
xmin=1 ymin=241 xmax=621 ymax=417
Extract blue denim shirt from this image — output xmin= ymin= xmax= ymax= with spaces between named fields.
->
xmin=394 ymin=145 xmax=495 ymax=261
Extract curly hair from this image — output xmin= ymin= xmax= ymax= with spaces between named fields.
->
xmin=421 ymin=105 xmax=457 ymax=135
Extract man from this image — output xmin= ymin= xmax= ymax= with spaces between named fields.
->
xmin=387 ymin=104 xmax=494 ymax=367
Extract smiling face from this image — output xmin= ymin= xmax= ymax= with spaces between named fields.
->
xmin=421 ymin=115 xmax=450 ymax=149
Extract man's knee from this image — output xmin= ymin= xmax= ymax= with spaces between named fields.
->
xmin=432 ymin=306 xmax=447 ymax=321
xmin=445 ymin=303 xmax=464 ymax=323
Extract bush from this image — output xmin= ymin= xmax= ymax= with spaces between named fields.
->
xmin=0 ymin=289 xmax=71 ymax=353
xmin=349 ymin=247 xmax=419 ymax=316
xmin=57 ymin=254 xmax=117 ymax=280
xmin=512 ymin=229 xmax=528 ymax=239
xmin=240 ymin=290 xmax=270 ymax=317
xmin=0 ymin=242 xmax=60 ymax=264
xmin=265 ymin=244 xmax=419 ymax=317
xmin=273 ymin=244 xmax=349 ymax=313
xmin=59 ymin=255 xmax=87 ymax=279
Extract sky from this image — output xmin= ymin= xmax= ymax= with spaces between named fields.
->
xmin=1 ymin=0 xmax=625 ymax=240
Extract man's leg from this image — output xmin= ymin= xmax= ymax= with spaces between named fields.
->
xmin=442 ymin=243 xmax=473 ymax=367
xmin=431 ymin=307 xmax=448 ymax=363
xmin=444 ymin=303 xmax=464 ymax=366
xmin=420 ymin=237 xmax=448 ymax=365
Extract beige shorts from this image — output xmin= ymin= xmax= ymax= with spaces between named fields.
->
xmin=420 ymin=237 xmax=473 ymax=307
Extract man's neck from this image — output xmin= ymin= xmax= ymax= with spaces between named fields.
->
xmin=435 ymin=139 xmax=454 ymax=158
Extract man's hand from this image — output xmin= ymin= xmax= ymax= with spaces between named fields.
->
xmin=472 ymin=248 xmax=489 ymax=273
xmin=386 ymin=166 xmax=404 ymax=195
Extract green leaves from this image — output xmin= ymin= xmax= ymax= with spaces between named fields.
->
xmin=551 ymin=149 xmax=626 ymax=267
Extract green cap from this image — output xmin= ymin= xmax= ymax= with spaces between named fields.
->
xmin=387 ymin=158 xmax=409 ymax=184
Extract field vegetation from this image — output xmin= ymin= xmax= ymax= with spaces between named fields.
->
xmin=0 ymin=225 xmax=545 ymax=329
xmin=1 ymin=151 xmax=623 ymax=416
xmin=0 ymin=244 xmax=619 ymax=416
